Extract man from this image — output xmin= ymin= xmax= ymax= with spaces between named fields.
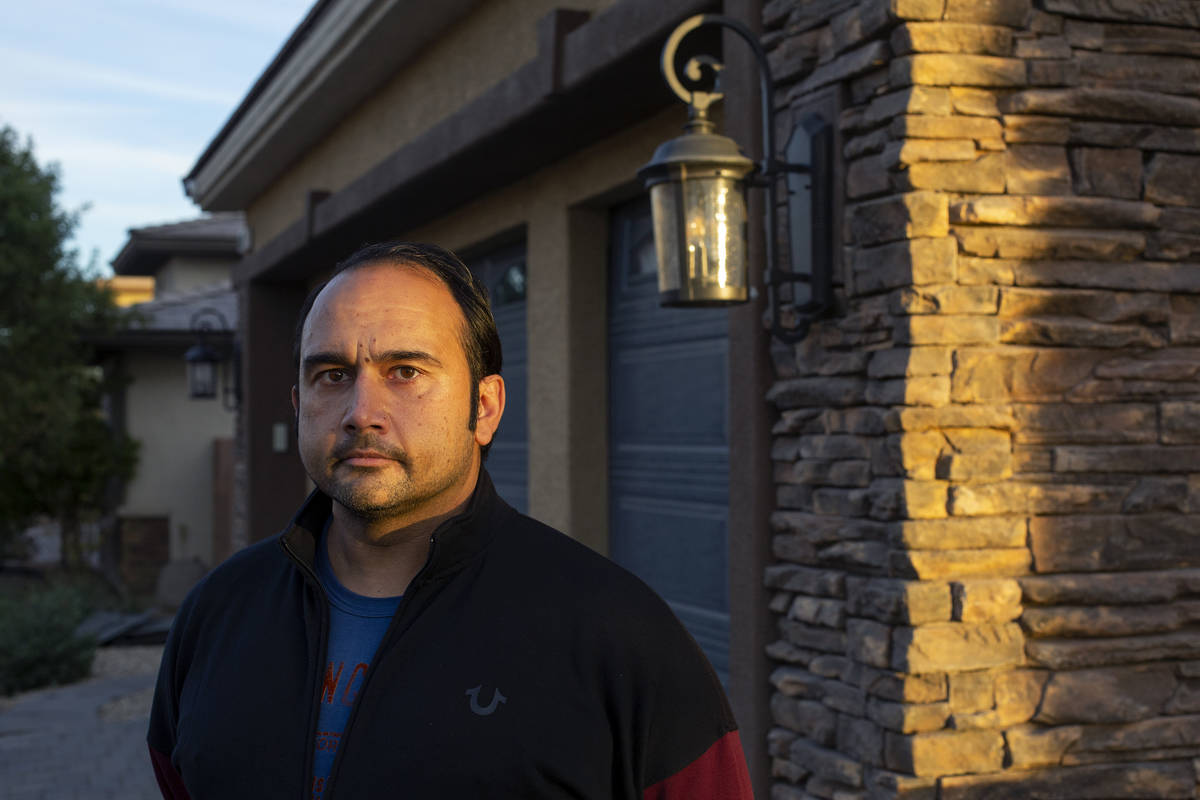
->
xmin=148 ymin=242 xmax=753 ymax=799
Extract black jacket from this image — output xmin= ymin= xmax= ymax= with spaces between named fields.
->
xmin=148 ymin=471 xmax=752 ymax=799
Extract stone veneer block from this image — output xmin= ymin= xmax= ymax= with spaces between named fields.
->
xmin=1014 ymin=260 xmax=1200 ymax=292
xmin=953 ymin=578 xmax=1023 ymax=623
xmin=1012 ymin=403 xmax=1157 ymax=444
xmin=892 ymin=517 xmax=1027 ymax=550
xmin=868 ymin=347 xmax=953 ymax=378
xmin=1027 ymin=630 xmax=1200 ymax=669
xmin=1071 ymin=146 xmax=1142 ymax=199
xmin=891 ymin=114 xmax=1004 ymax=140
xmin=885 ymin=139 xmax=977 ymax=165
xmin=1002 ymin=87 xmax=1200 ymax=127
xmin=885 ymin=729 xmax=1005 ymax=776
xmin=890 ymin=23 xmax=1014 ymax=56
xmin=1043 ymin=0 xmax=1200 ymax=26
xmin=789 ymin=738 xmax=865 ymax=787
xmin=848 ymin=618 xmax=894 ymax=668
xmin=853 ymin=237 xmax=958 ymax=294
xmin=1035 ymin=666 xmax=1177 ymax=725
xmin=890 ymin=0 xmax=948 ymax=21
xmin=903 ymin=153 xmax=1006 ymax=193
xmin=947 ymin=669 xmax=995 ymax=715
xmin=887 ymin=405 xmax=1017 ymax=433
xmin=998 ymin=287 xmax=1169 ymax=323
xmin=862 ymin=86 xmax=953 ymax=128
xmin=1162 ymin=402 xmax=1200 ymax=443
xmin=891 ymin=55 xmax=1026 ymax=87
xmin=944 ymin=0 xmax=1031 ymax=26
xmin=896 ymin=316 xmax=999 ymax=345
xmin=1019 ymin=569 xmax=1200 ymax=605
xmin=793 ymin=40 xmax=889 ymax=97
xmin=941 ymin=760 xmax=1195 ymax=799
xmin=1145 ymin=153 xmax=1200 ymax=207
xmin=1005 ymin=145 xmax=1071 ymax=195
xmin=1031 ymin=514 xmax=1200 ymax=572
xmin=847 ymin=577 xmax=952 ymax=624
xmin=954 ymin=226 xmax=1145 ymax=260
xmin=868 ymin=697 xmax=952 ymax=733
xmin=851 ymin=192 xmax=950 ymax=247
xmin=892 ymin=622 xmax=1024 ymax=673
xmin=950 ymin=195 xmax=1159 ymax=228
xmin=895 ymin=549 xmax=1030 ymax=580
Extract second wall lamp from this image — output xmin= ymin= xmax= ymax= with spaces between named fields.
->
xmin=639 ymin=14 xmax=834 ymax=342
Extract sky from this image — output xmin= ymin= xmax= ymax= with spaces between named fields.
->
xmin=1 ymin=0 xmax=314 ymax=275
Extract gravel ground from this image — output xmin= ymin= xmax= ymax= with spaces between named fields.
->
xmin=94 ymin=646 xmax=163 ymax=722
xmin=0 ymin=644 xmax=163 ymax=716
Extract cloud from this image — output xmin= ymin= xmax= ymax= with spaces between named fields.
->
xmin=0 ymin=45 xmax=238 ymax=106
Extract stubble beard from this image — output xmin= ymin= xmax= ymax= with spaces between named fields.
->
xmin=316 ymin=432 xmax=476 ymax=523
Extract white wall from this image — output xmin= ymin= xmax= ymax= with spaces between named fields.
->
xmin=155 ymin=256 xmax=232 ymax=297
xmin=120 ymin=351 xmax=235 ymax=565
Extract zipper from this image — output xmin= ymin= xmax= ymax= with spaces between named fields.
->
xmin=322 ymin=534 xmax=440 ymax=800
xmin=281 ymin=535 xmax=330 ymax=800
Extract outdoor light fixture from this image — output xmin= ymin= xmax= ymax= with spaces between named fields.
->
xmin=639 ymin=14 xmax=834 ymax=341
xmin=185 ymin=308 xmax=240 ymax=410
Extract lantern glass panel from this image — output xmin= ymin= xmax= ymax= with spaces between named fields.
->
xmin=649 ymin=182 xmax=682 ymax=294
xmin=683 ymin=174 xmax=746 ymax=293
xmin=189 ymin=360 xmax=217 ymax=399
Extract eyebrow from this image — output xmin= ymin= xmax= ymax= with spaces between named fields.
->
xmin=301 ymin=349 xmax=444 ymax=373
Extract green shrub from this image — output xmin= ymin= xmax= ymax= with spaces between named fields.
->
xmin=0 ymin=584 xmax=96 ymax=695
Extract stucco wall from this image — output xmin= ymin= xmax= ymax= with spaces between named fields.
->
xmin=120 ymin=351 xmax=236 ymax=565
xmin=397 ymin=107 xmax=688 ymax=550
xmin=154 ymin=255 xmax=233 ymax=296
xmin=246 ymin=0 xmax=619 ymax=248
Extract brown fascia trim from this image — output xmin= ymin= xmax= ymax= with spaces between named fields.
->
xmin=235 ymin=0 xmax=719 ymax=286
xmin=88 ymin=330 xmax=234 ymax=353
xmin=112 ymin=236 xmax=243 ymax=276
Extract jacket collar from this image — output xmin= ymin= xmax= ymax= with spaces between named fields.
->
xmin=279 ymin=468 xmax=505 ymax=580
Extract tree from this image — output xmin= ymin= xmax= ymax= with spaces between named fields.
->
xmin=0 ymin=125 xmax=138 ymax=571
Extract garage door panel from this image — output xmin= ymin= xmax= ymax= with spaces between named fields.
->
xmin=608 ymin=196 xmax=730 ymax=686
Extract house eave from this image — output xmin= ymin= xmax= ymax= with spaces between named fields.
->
xmin=183 ymin=0 xmax=486 ymax=211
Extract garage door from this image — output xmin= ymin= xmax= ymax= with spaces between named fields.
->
xmin=469 ymin=243 xmax=528 ymax=513
xmin=608 ymin=196 xmax=731 ymax=684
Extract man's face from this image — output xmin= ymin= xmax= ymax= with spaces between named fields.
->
xmin=292 ymin=262 xmax=503 ymax=527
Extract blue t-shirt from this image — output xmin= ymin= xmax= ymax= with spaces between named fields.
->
xmin=311 ymin=534 xmax=402 ymax=800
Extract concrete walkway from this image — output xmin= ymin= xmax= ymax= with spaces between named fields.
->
xmin=0 ymin=647 xmax=162 ymax=800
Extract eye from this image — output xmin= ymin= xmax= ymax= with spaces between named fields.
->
xmin=393 ymin=365 xmax=420 ymax=380
xmin=318 ymin=368 xmax=350 ymax=384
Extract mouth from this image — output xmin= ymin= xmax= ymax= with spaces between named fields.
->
xmin=336 ymin=449 xmax=398 ymax=468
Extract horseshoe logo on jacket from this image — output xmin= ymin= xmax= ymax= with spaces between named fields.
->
xmin=466 ymin=685 xmax=507 ymax=716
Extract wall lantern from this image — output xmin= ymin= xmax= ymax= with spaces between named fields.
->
xmin=185 ymin=307 xmax=240 ymax=410
xmin=639 ymin=14 xmax=834 ymax=341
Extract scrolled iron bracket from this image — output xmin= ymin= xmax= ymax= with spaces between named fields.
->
xmin=660 ymin=13 xmax=834 ymax=343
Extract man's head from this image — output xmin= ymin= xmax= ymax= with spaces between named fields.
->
xmin=293 ymin=242 xmax=503 ymax=432
xmin=291 ymin=242 xmax=505 ymax=526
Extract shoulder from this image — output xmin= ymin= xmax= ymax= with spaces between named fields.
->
xmin=172 ymin=535 xmax=289 ymax=624
xmin=489 ymin=509 xmax=699 ymax=655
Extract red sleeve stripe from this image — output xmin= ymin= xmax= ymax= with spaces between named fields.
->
xmin=149 ymin=744 xmax=192 ymax=800
xmin=644 ymin=729 xmax=754 ymax=800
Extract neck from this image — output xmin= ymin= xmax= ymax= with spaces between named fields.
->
xmin=324 ymin=472 xmax=479 ymax=598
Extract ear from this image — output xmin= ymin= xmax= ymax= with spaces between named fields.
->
xmin=291 ymin=385 xmax=300 ymax=414
xmin=474 ymin=374 xmax=505 ymax=447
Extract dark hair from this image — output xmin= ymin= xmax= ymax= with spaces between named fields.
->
xmin=292 ymin=241 xmax=503 ymax=456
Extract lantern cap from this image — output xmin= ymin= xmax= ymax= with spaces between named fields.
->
xmin=639 ymin=116 xmax=755 ymax=187
xmin=185 ymin=342 xmax=220 ymax=363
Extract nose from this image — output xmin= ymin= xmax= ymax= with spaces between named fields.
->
xmin=341 ymin=373 xmax=388 ymax=432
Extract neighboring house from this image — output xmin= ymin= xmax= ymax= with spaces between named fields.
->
xmin=93 ymin=214 xmax=246 ymax=597
xmin=181 ymin=1 xmax=1200 ymax=796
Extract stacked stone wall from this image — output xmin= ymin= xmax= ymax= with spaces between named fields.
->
xmin=762 ymin=0 xmax=1200 ymax=797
